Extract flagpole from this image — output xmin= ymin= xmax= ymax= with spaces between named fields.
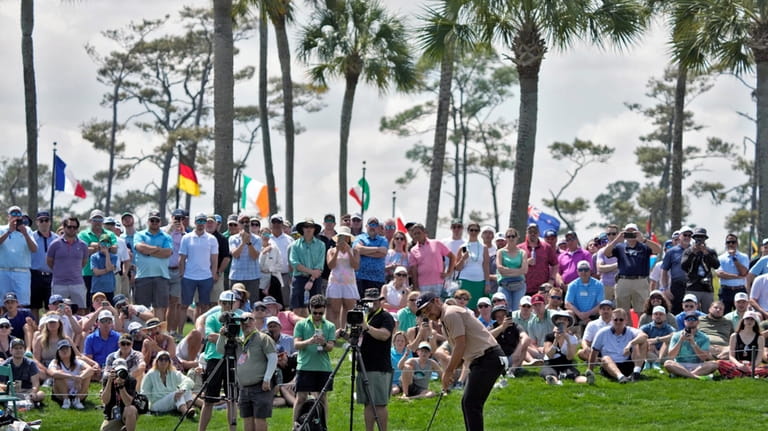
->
xmin=391 ymin=191 xmax=396 ymax=218
xmin=360 ymin=160 xmax=367 ymax=222
xmin=50 ymin=142 xmax=56 ymax=217
xmin=175 ymin=144 xmax=182 ymax=209
xmin=236 ymin=171 xmax=242 ymax=214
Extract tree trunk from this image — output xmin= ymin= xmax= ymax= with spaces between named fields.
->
xmin=426 ymin=47 xmax=454 ymax=237
xmin=756 ymin=58 xmax=768 ymax=239
xmin=669 ymin=64 xmax=687 ymax=232
xmin=106 ymin=84 xmax=119 ymax=215
xmin=450 ymin=104 xmax=459 ymax=219
xmin=259 ymin=7 xmax=277 ymax=216
xmin=21 ymin=0 xmax=38 ymax=219
xmin=214 ymin=0 xmax=235 ymax=224
xmin=509 ymin=70 xmax=540 ymax=235
xmin=339 ymin=72 xmax=359 ymax=215
xmin=272 ymin=15 xmax=295 ymax=221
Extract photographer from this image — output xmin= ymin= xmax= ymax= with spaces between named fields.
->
xmin=339 ymin=288 xmax=395 ymax=431
xmin=681 ymin=228 xmax=720 ymax=311
xmin=217 ymin=312 xmax=277 ymax=431
xmin=100 ymin=358 xmax=138 ymax=431
xmin=663 ymin=311 xmax=718 ymax=379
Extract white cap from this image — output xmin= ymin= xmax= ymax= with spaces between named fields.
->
xmin=477 ymin=297 xmax=491 ymax=307
xmin=266 ymin=316 xmax=281 ymax=327
xmin=98 ymin=310 xmax=114 ymax=321
xmin=519 ymin=295 xmax=532 ymax=307
xmin=481 ymin=226 xmax=495 ymax=234
xmin=735 ymin=292 xmax=749 ymax=302
xmin=652 ymin=305 xmax=666 ymax=314
xmin=219 ymin=290 xmax=237 ymax=302
xmin=394 ymin=266 xmax=408 ymax=275
xmin=624 ymin=223 xmax=639 ymax=231
xmin=576 ymin=260 xmax=591 ymax=270
xmin=683 ymin=293 xmax=698 ymax=303
xmin=491 ymin=292 xmax=506 ymax=302
xmin=680 ymin=225 xmax=693 ymax=234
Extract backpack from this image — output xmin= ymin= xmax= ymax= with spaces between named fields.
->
xmin=294 ymin=396 xmax=326 ymax=431
xmin=132 ymin=393 xmax=149 ymax=415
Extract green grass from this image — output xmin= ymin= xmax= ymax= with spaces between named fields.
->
xmin=15 ymin=352 xmax=768 ymax=430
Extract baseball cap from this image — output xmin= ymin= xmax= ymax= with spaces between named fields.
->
xmin=543 ymin=229 xmax=557 ymax=238
xmin=519 ymin=295 xmax=532 ymax=307
xmin=48 ymin=294 xmax=64 ymax=305
xmin=112 ymin=358 xmax=129 ymax=373
xmin=194 ymin=212 xmax=208 ymax=222
xmin=89 ymin=209 xmax=105 ymax=220
xmin=0 ymin=318 xmax=10 ymax=327
xmin=351 ymin=213 xmax=362 ymax=221
xmin=171 ymin=209 xmax=187 ymax=218
xmin=36 ymin=211 xmax=51 ymax=219
xmin=624 ymin=223 xmax=639 ymax=231
xmin=417 ymin=341 xmax=432 ymax=351
xmin=477 ymin=297 xmax=491 ymax=307
xmin=127 ymin=321 xmax=144 ymax=335
xmin=121 ymin=212 xmax=135 ymax=219
xmin=492 ymin=292 xmax=507 ymax=302
xmin=652 ymin=305 xmax=666 ymax=314
xmin=56 ymin=339 xmax=72 ymax=350
xmin=10 ymin=338 xmax=24 ymax=348
xmin=683 ymin=293 xmax=698 ymax=303
xmin=684 ymin=311 xmax=699 ymax=321
xmin=680 ymin=225 xmax=693 ymax=234
xmin=415 ymin=292 xmax=438 ymax=316
xmin=3 ymin=293 xmax=17 ymax=303
xmin=269 ymin=214 xmax=284 ymax=224
xmin=576 ymin=261 xmax=591 ymax=270
xmin=104 ymin=217 xmax=116 ymax=225
xmin=266 ymin=316 xmax=281 ymax=327
xmin=494 ymin=232 xmax=506 ymax=241
xmin=530 ymin=294 xmax=546 ymax=305
xmin=735 ymin=292 xmax=749 ymax=302
xmin=394 ymin=266 xmax=408 ymax=276
xmin=219 ymin=290 xmax=237 ymax=302
xmin=147 ymin=210 xmax=161 ymax=220
xmin=598 ymin=299 xmax=615 ymax=308
xmin=7 ymin=206 xmax=22 ymax=215
xmin=762 ymin=238 xmax=768 ymax=246
xmin=98 ymin=310 xmax=114 ymax=321
xmin=99 ymin=233 xmax=111 ymax=243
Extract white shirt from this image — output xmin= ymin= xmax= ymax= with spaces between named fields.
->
xmin=179 ymin=231 xmax=218 ymax=280
xmin=270 ymin=233 xmax=294 ymax=273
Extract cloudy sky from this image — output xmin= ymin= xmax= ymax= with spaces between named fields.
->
xmin=0 ymin=0 xmax=756 ymax=244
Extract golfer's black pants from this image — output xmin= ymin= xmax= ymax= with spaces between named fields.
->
xmin=462 ymin=345 xmax=504 ymax=431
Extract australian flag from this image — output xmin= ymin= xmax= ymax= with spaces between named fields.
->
xmin=527 ymin=205 xmax=561 ymax=235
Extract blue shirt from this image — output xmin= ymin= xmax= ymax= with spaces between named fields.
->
xmin=613 ymin=242 xmax=652 ymax=276
xmin=31 ymin=231 xmax=58 ymax=272
xmin=84 ymin=329 xmax=121 ymax=366
xmin=662 ymin=246 xmax=688 ymax=281
xmin=640 ymin=321 xmax=675 ymax=350
xmin=718 ymin=251 xmax=749 ymax=286
xmin=90 ymin=252 xmax=118 ymax=293
xmin=0 ymin=226 xmax=33 ymax=268
xmin=592 ymin=325 xmax=641 ymax=362
xmin=134 ymin=229 xmax=172 ymax=279
xmin=229 ymin=234 xmax=262 ymax=281
xmin=353 ymin=233 xmax=388 ymax=283
xmin=750 ymin=256 xmax=768 ymax=277
xmin=675 ymin=310 xmax=705 ymax=329
xmin=3 ymin=309 xmax=32 ymax=340
xmin=565 ymin=277 xmax=604 ymax=312
xmin=669 ymin=330 xmax=710 ymax=363
xmin=121 ymin=232 xmax=135 ymax=264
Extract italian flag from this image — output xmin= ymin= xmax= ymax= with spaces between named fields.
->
xmin=178 ymin=163 xmax=200 ymax=196
xmin=349 ymin=177 xmax=370 ymax=211
xmin=241 ymin=175 xmax=271 ymax=218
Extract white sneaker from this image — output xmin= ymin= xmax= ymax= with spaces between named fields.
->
xmin=72 ymin=398 xmax=84 ymax=410
xmin=61 ymin=398 xmax=71 ymax=409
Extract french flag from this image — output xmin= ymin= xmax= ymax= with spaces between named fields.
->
xmin=54 ymin=155 xmax=86 ymax=199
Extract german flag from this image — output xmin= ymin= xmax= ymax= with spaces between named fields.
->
xmin=178 ymin=163 xmax=200 ymax=196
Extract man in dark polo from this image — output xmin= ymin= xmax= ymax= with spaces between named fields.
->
xmin=603 ymin=223 xmax=661 ymax=314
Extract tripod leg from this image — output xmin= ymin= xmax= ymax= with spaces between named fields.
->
xmin=296 ymin=344 xmax=351 ymax=431
xmin=172 ymin=357 xmax=225 ymax=431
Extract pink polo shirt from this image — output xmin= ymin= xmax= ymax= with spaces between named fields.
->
xmin=409 ymin=239 xmax=451 ymax=286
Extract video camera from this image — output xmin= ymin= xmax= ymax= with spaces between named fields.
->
xmin=219 ymin=311 xmax=246 ymax=340
xmin=343 ymin=300 xmax=372 ymax=342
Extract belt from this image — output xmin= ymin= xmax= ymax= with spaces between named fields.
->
xmin=720 ymin=285 xmax=746 ymax=289
xmin=618 ymin=275 xmax=646 ymax=280
xmin=169 ymin=266 xmax=179 ymax=270
xmin=31 ymin=270 xmax=52 ymax=276
xmin=0 ymin=268 xmax=29 ymax=273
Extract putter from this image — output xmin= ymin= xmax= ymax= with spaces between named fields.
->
xmin=425 ymin=390 xmax=447 ymax=431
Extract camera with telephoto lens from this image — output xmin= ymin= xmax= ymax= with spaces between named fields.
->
xmin=116 ymin=367 xmax=129 ymax=380
xmin=344 ymin=300 xmax=372 ymax=341
xmin=219 ymin=311 xmax=246 ymax=340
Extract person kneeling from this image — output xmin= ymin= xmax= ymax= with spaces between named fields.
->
xmin=540 ymin=311 xmax=589 ymax=385
xmin=140 ymin=350 xmax=199 ymax=418
xmin=100 ymin=359 xmax=138 ymax=431
xmin=399 ymin=342 xmax=442 ymax=399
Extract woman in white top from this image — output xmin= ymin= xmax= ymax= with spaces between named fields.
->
xmin=140 ymin=350 xmax=199 ymax=414
xmin=258 ymin=227 xmax=284 ymax=305
xmin=385 ymin=231 xmax=410 ymax=282
xmin=326 ymin=227 xmax=360 ymax=329
xmin=455 ymin=222 xmax=490 ymax=311
xmin=48 ymin=339 xmax=93 ymax=409
xmin=381 ymin=266 xmax=411 ymax=313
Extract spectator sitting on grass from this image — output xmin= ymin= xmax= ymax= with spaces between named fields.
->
xmin=99 ymin=358 xmax=138 ymax=431
xmin=640 ymin=305 xmax=676 ymax=370
xmin=1 ymin=292 xmax=34 ymax=349
xmin=525 ymin=293 xmax=555 ymax=362
xmin=79 ymin=292 xmax=119 ymax=336
xmin=104 ymin=333 xmax=145 ymax=387
xmin=141 ymin=317 xmax=179 ymax=371
xmin=698 ymin=301 xmax=734 ymax=359
xmin=32 ymin=313 xmax=93 ymax=383
xmin=663 ymin=311 xmax=718 ymax=379
xmin=489 ymin=305 xmax=529 ymax=377
xmin=84 ymin=309 xmax=120 ymax=378
xmin=638 ymin=290 xmax=677 ymax=329
xmin=475 ymin=297 xmax=493 ymax=328
xmin=540 ymin=311 xmax=589 ymax=385
xmin=717 ymin=311 xmax=768 ymax=378
xmin=725 ymin=292 xmax=750 ymax=330
xmin=112 ymin=294 xmax=153 ymax=335
xmin=41 ymin=294 xmax=82 ymax=350
xmin=398 ymin=341 xmax=442 ymax=399
xmin=675 ymin=293 xmax=706 ymax=329
xmin=48 ymin=338 xmax=93 ymax=409
xmin=578 ymin=300 xmax=615 ymax=362
xmin=140 ymin=350 xmax=200 ymax=416
xmin=0 ymin=338 xmax=45 ymax=406
xmin=588 ymin=308 xmax=648 ymax=383
xmin=390 ymin=331 xmax=408 ymax=395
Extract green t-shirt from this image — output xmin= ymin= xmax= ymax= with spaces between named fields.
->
xmin=78 ymin=228 xmax=117 ymax=276
xmin=396 ymin=307 xmax=417 ymax=334
xmin=204 ymin=309 xmax=244 ymax=361
xmin=294 ymin=317 xmax=336 ymax=371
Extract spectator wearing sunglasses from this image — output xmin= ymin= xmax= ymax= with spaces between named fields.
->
xmin=716 ymin=233 xmax=749 ymax=313
xmin=455 ymin=222 xmax=490 ymax=311
xmin=0 ymin=205 xmax=38 ymax=310
xmin=228 ymin=214 xmax=263 ymax=301
xmin=46 ymin=216 xmax=89 ymax=313
xmin=30 ymin=211 xmax=58 ymax=321
xmin=104 ymin=333 xmax=145 ymax=386
xmin=588 ymin=308 xmax=648 ymax=383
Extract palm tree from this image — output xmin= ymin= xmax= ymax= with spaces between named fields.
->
xmin=476 ymin=0 xmax=646 ymax=234
xmin=416 ymin=0 xmax=478 ymax=236
xmin=670 ymin=0 xmax=768 ymax=239
xmin=21 ymin=0 xmax=38 ymax=219
xmin=298 ymin=0 xmax=418 ymax=215
xmin=213 ymin=0 xmax=235 ymax=223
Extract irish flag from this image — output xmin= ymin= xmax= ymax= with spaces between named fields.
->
xmin=178 ymin=163 xmax=200 ymax=196
xmin=53 ymin=154 xmax=86 ymax=198
xmin=241 ymin=175 xmax=270 ymax=218
xmin=348 ymin=177 xmax=370 ymax=211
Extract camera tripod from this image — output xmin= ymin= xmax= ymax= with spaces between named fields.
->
xmin=173 ymin=337 xmax=239 ymax=431
xmin=296 ymin=330 xmax=383 ymax=431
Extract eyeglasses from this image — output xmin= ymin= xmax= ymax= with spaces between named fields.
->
xmin=566 ymin=236 xmax=576 ymax=241
xmin=9 ymin=212 xmax=22 ymax=217
xmin=682 ymin=233 xmax=692 ymax=237
xmin=0 ymin=325 xmax=10 ymax=329
xmin=506 ymin=234 xmax=517 ymax=238
xmin=368 ymin=223 xmax=380 ymax=228
xmin=394 ymin=237 xmax=405 ymax=241
xmin=156 ymin=356 xmax=170 ymax=362
xmin=384 ymin=225 xmax=396 ymax=230
xmin=228 ymin=223 xmax=238 ymax=227
xmin=577 ymin=268 xmax=590 ymax=272
xmin=613 ymin=318 xmax=625 ymax=322
xmin=650 ymin=295 xmax=663 ymax=300
xmin=683 ymin=304 xmax=696 ymax=308
xmin=521 ymin=304 xmax=532 ymax=308
xmin=195 ymin=219 xmax=206 ymax=225
xmin=99 ymin=319 xmax=113 ymax=324
xmin=395 ymin=273 xmax=408 ymax=277
xmin=477 ymin=304 xmax=490 ymax=308
xmin=454 ymin=296 xmax=469 ymax=301
xmin=451 ymin=225 xmax=463 ymax=229
xmin=725 ymin=240 xmax=737 ymax=245
xmin=684 ymin=317 xmax=698 ymax=322
xmin=120 ymin=341 xmax=132 ymax=346
xmin=242 ymin=316 xmax=255 ymax=321
xmin=254 ymin=306 xmax=267 ymax=311
xmin=408 ymin=299 xmax=417 ymax=302
xmin=64 ymin=225 xmax=78 ymax=229
xmin=311 ymin=311 xmax=324 ymax=316
xmin=468 ymin=228 xmax=479 ymax=233
xmin=174 ymin=217 xmax=185 ymax=221
xmin=492 ymin=299 xmax=505 ymax=303
xmin=149 ymin=219 xmax=161 ymax=223
xmin=250 ymin=223 xmax=261 ymax=228
xmin=550 ymin=295 xmax=562 ymax=300
xmin=37 ymin=218 xmax=50 ymax=223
